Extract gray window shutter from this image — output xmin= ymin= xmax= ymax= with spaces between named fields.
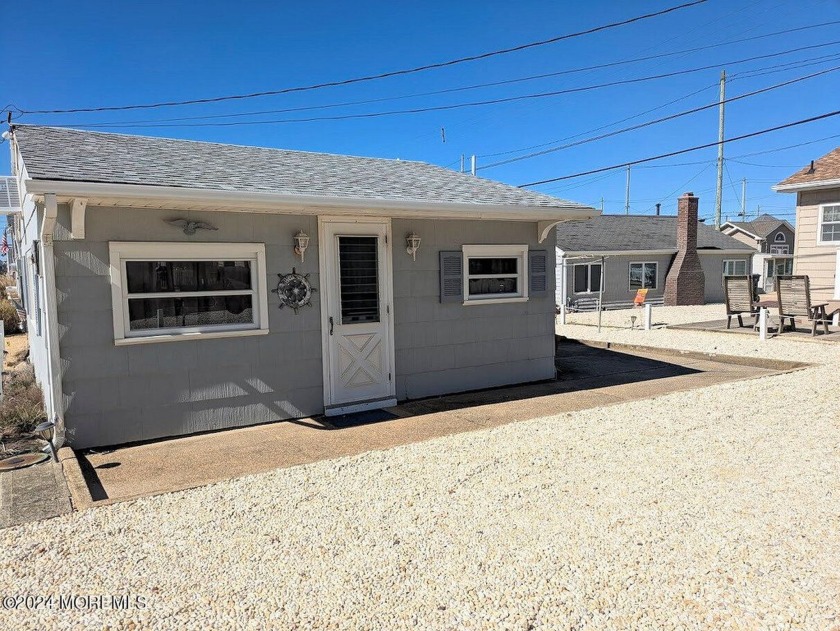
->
xmin=439 ymin=251 xmax=463 ymax=303
xmin=529 ymin=250 xmax=548 ymax=296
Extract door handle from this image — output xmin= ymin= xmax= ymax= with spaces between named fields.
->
xmin=329 ymin=317 xmax=334 ymax=335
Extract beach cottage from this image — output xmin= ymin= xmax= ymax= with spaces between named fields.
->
xmin=6 ymin=125 xmax=595 ymax=448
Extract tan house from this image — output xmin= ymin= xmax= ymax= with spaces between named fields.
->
xmin=774 ymin=147 xmax=840 ymax=301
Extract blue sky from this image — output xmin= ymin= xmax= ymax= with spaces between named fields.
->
xmin=3 ymin=0 xmax=840 ymax=223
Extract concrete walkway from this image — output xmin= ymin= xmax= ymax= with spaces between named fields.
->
xmin=0 ymin=461 xmax=72 ymax=529
xmin=64 ymin=341 xmax=792 ymax=508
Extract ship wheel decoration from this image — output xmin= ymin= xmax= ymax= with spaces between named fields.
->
xmin=271 ymin=268 xmax=317 ymax=313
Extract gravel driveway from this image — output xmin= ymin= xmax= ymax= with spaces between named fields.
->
xmin=1 ymin=306 xmax=838 ymax=629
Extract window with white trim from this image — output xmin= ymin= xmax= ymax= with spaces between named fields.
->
xmin=723 ymin=259 xmax=748 ymax=276
xmin=573 ymin=262 xmax=602 ymax=293
xmin=819 ymin=204 xmax=840 ymax=243
xmin=769 ymin=244 xmax=789 ymax=255
xmin=462 ymin=244 xmax=528 ymax=304
xmin=109 ymin=242 xmax=269 ymax=343
xmin=773 ymin=232 xmax=786 ymax=243
xmin=629 ymin=262 xmax=657 ymax=290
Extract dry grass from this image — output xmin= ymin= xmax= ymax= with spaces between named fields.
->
xmin=1 ymin=335 xmax=45 ymax=455
xmin=0 ymin=364 xmax=46 ymax=440
xmin=0 ymin=297 xmax=21 ymax=334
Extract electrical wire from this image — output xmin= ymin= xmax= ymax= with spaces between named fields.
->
xmin=38 ymin=45 xmax=840 ymax=130
xmin=477 ymin=65 xmax=840 ymax=170
xmin=15 ymin=1 xmax=708 ymax=115
xmin=477 ymin=82 xmax=718 ymax=160
xmin=21 ymin=24 xmax=837 ymax=128
xmin=517 ymin=108 xmax=840 ymax=187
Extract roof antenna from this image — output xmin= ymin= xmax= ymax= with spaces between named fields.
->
xmin=807 ymin=159 xmax=815 ymax=174
xmin=6 ymin=111 xmax=10 ymax=125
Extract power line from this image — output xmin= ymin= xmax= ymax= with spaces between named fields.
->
xmin=518 ymin=109 xmax=840 ymax=187
xmin=41 ymin=44 xmax=840 ymax=130
xmin=15 ymin=1 xmax=708 ymax=115
xmin=478 ymin=65 xmax=840 ymax=170
xmin=25 ymin=23 xmax=837 ymax=128
xmin=477 ymin=82 xmax=719 ymax=160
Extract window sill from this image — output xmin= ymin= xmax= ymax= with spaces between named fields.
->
xmin=114 ymin=328 xmax=269 ymax=346
xmin=463 ymin=297 xmax=529 ymax=306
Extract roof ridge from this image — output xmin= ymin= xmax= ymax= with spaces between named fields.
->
xmin=11 ymin=123 xmax=434 ymax=167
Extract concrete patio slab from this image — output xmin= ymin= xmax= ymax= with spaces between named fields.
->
xmin=66 ymin=340 xmax=795 ymax=508
xmin=671 ymin=318 xmax=840 ymax=340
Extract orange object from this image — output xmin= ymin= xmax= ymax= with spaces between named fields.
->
xmin=633 ymin=288 xmax=648 ymax=306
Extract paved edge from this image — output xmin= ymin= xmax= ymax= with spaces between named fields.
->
xmin=56 ymin=342 xmax=807 ymax=513
xmin=58 ymin=446 xmax=92 ymax=511
xmin=569 ymin=338 xmax=810 ymax=371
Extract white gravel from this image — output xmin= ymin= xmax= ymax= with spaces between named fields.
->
xmin=2 ymin=306 xmax=839 ymax=629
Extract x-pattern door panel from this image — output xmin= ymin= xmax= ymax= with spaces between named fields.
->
xmin=322 ymin=221 xmax=394 ymax=409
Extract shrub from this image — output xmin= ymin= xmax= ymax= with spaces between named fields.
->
xmin=0 ymin=364 xmax=46 ymax=438
xmin=0 ymin=275 xmax=14 ymax=301
xmin=0 ymin=297 xmax=20 ymax=334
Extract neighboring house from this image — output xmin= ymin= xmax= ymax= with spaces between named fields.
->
xmin=773 ymin=147 xmax=840 ymax=301
xmin=6 ymin=125 xmax=596 ymax=449
xmin=720 ymin=214 xmax=794 ymax=293
xmin=556 ymin=204 xmax=753 ymax=310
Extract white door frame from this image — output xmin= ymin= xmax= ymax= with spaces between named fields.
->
xmin=318 ymin=216 xmax=396 ymax=415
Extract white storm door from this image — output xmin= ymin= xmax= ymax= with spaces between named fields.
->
xmin=321 ymin=220 xmax=395 ymax=414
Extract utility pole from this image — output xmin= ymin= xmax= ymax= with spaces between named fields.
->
xmin=714 ymin=70 xmax=726 ymax=230
xmin=600 ymin=197 xmax=604 ymax=212
xmin=470 ymin=155 xmax=476 ymax=176
xmin=740 ymin=178 xmax=746 ymax=218
xmin=624 ymin=165 xmax=631 ymax=215
xmin=460 ymin=154 xmax=465 ymax=173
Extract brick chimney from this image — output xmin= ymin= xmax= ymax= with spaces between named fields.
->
xmin=664 ymin=192 xmax=705 ymax=306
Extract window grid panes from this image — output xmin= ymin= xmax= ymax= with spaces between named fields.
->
xmin=629 ymin=263 xmax=657 ymax=289
xmin=462 ymin=245 xmax=528 ymax=303
xmin=573 ymin=263 xmax=602 ymax=293
xmin=124 ymin=258 xmax=257 ymax=334
xmin=821 ymin=205 xmax=840 ymax=242
xmin=723 ymin=260 xmax=748 ymax=276
xmin=467 ymin=257 xmax=519 ymax=297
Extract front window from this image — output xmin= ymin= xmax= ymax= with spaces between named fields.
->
xmin=109 ymin=242 xmax=268 ymax=344
xmin=723 ymin=259 xmax=748 ymax=276
xmin=462 ymin=245 xmax=528 ymax=304
xmin=774 ymin=232 xmax=786 ymax=243
xmin=629 ymin=262 xmax=657 ymax=290
xmin=769 ymin=245 xmax=789 ymax=255
xmin=573 ymin=262 xmax=602 ymax=293
xmin=819 ymin=204 xmax=840 ymax=243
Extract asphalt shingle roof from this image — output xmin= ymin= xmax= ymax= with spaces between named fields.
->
xmin=12 ymin=125 xmax=590 ymax=210
xmin=723 ymin=214 xmax=793 ymax=239
xmin=556 ymin=215 xmax=754 ymax=252
xmin=777 ymin=146 xmax=840 ymax=188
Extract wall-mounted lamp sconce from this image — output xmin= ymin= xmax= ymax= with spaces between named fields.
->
xmin=294 ymin=231 xmax=310 ymax=262
xmin=406 ymin=233 xmax=421 ymax=261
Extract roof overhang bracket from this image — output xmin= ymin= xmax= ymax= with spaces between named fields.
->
xmin=538 ymin=220 xmax=564 ymax=243
xmin=70 ymin=198 xmax=87 ymax=239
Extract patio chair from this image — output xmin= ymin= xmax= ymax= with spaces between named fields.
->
xmin=723 ymin=275 xmax=759 ymax=329
xmin=633 ymin=288 xmax=648 ymax=307
xmin=775 ymin=275 xmax=831 ymax=336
